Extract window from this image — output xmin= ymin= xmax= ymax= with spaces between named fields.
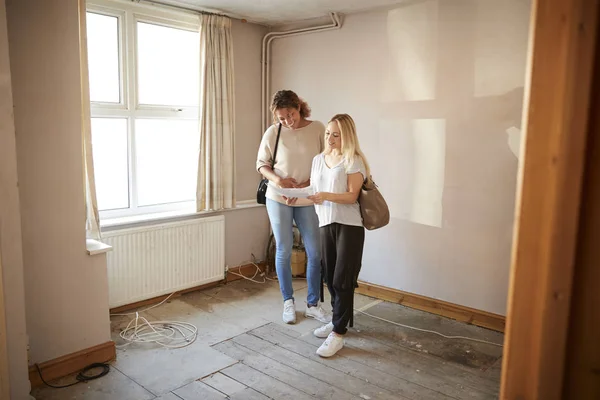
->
xmin=87 ymin=1 xmax=201 ymax=219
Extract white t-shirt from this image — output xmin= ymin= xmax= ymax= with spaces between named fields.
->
xmin=310 ymin=153 xmax=367 ymax=228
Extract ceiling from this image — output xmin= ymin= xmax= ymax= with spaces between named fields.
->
xmin=149 ymin=0 xmax=408 ymax=25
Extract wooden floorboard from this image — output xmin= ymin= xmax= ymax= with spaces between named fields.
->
xmin=228 ymin=387 xmax=271 ymax=400
xmin=267 ymin=322 xmax=500 ymax=399
xmin=214 ymin=340 xmax=357 ymax=399
xmin=219 ymin=363 xmax=314 ymax=400
xmin=348 ymin=315 xmax=503 ymax=380
xmin=353 ymin=302 xmax=503 ymax=370
xmin=482 ymin=357 xmax=503 ymax=382
xmin=201 ymin=372 xmax=247 ymax=397
xmin=249 ymin=324 xmax=464 ymax=400
xmin=234 ymin=331 xmax=419 ymax=400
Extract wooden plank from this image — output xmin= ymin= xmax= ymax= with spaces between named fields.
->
xmin=483 ymin=357 xmax=502 ymax=384
xmin=29 ymin=341 xmax=116 ymax=387
xmin=562 ymin=28 xmax=600 ymax=398
xmin=154 ymin=393 xmax=182 ymax=400
xmin=355 ymin=281 xmax=505 ymax=332
xmin=267 ymin=323 xmax=499 ymax=399
xmin=214 ymin=340 xmax=356 ymax=400
xmin=501 ymin=0 xmax=600 ymax=398
xmin=351 ymin=302 xmax=503 ymax=371
xmin=201 ymin=372 xmax=247 ymax=397
xmin=229 ymin=387 xmax=270 ymax=400
xmin=0 ymin=250 xmax=9 ymax=399
xmin=173 ymin=381 xmax=226 ymax=400
xmin=235 ymin=331 xmax=425 ymax=400
xmin=219 ymin=362 xmax=314 ymax=400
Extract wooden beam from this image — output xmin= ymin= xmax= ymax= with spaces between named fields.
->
xmin=500 ymin=0 xmax=600 ymax=398
xmin=0 ymin=251 xmax=9 ymax=398
xmin=562 ymin=23 xmax=600 ymax=398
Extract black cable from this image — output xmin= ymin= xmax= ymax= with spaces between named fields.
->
xmin=35 ymin=362 xmax=110 ymax=389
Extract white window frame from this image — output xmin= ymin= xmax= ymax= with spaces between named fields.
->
xmin=87 ymin=0 xmax=201 ymax=220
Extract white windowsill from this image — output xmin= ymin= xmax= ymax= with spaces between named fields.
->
xmin=86 ymin=239 xmax=113 ymax=256
xmin=100 ymin=199 xmax=264 ymax=231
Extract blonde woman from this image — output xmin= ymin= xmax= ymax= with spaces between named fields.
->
xmin=256 ymin=90 xmax=331 ymax=325
xmin=306 ymin=113 xmax=369 ymax=357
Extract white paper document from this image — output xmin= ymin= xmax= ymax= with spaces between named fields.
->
xmin=268 ymin=182 xmax=315 ymax=198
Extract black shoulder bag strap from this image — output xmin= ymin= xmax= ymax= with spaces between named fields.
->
xmin=271 ymin=123 xmax=283 ymax=169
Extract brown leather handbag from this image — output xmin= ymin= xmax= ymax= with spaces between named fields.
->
xmin=359 ymin=176 xmax=390 ymax=230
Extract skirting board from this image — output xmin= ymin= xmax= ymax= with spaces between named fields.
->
xmin=355 ymin=281 xmax=506 ymax=333
xmin=29 ymin=341 xmax=116 ymax=387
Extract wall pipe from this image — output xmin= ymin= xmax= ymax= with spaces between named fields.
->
xmin=261 ymin=13 xmax=342 ymax=134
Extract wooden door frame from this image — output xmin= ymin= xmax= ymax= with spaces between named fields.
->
xmin=0 ymin=246 xmax=10 ymax=398
xmin=501 ymin=0 xmax=600 ymax=398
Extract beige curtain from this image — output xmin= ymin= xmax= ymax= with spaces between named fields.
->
xmin=78 ymin=0 xmax=101 ymax=239
xmin=197 ymin=14 xmax=236 ymax=211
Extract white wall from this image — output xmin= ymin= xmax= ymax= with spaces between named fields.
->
xmin=0 ymin=0 xmax=31 ymax=397
xmin=6 ymin=0 xmax=111 ymax=364
xmin=228 ymin=19 xmax=271 ymax=266
xmin=271 ymin=0 xmax=531 ymax=314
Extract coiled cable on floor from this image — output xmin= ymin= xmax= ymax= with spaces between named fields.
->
xmin=110 ymin=292 xmax=198 ymax=349
xmin=117 ymin=312 xmax=198 ymax=349
xmin=35 ymin=362 xmax=110 ymax=389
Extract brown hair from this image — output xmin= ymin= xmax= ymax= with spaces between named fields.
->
xmin=270 ymin=90 xmax=311 ymax=124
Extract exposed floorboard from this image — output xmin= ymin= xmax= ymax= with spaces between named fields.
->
xmin=32 ymin=278 xmax=503 ymax=400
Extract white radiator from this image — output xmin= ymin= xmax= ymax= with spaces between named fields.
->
xmin=103 ymin=215 xmax=225 ymax=308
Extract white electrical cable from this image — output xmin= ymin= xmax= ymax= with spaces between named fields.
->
xmin=353 ymin=308 xmax=503 ymax=347
xmin=117 ymin=312 xmax=198 ymax=349
xmin=226 ymin=260 xmax=307 ymax=284
xmin=110 ymin=292 xmax=178 ymax=317
xmin=110 ymin=292 xmax=198 ymax=349
xmin=226 ymin=262 xmax=267 ymax=284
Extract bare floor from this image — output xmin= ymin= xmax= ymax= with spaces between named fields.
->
xmin=32 ymin=278 xmax=504 ymax=400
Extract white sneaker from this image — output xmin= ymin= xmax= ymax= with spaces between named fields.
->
xmin=316 ymin=332 xmax=344 ymax=357
xmin=313 ymin=322 xmax=334 ymax=338
xmin=304 ymin=304 xmax=332 ymax=323
xmin=283 ymin=299 xmax=296 ymax=324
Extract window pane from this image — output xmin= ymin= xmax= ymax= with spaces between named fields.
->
xmin=135 ymin=119 xmax=199 ymax=206
xmin=137 ymin=22 xmax=199 ymax=107
xmin=91 ymin=118 xmax=129 ymax=210
xmin=87 ymin=12 xmax=120 ymax=103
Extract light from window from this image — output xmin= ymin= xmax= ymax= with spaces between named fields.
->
xmin=91 ymin=118 xmax=129 ymax=211
xmin=135 ymin=119 xmax=200 ymax=207
xmin=137 ymin=22 xmax=200 ymax=107
xmin=87 ymin=12 xmax=120 ymax=103
xmin=87 ymin=4 xmax=201 ymax=218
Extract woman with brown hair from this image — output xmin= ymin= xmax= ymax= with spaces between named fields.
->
xmin=256 ymin=90 xmax=331 ymax=325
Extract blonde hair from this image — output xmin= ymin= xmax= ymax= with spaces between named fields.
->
xmin=270 ymin=90 xmax=311 ymax=124
xmin=327 ymin=114 xmax=371 ymax=178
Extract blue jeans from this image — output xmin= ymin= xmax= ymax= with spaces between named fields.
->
xmin=266 ymin=198 xmax=321 ymax=305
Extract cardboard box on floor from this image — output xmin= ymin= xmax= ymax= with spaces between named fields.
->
xmin=291 ymin=248 xmax=306 ymax=277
